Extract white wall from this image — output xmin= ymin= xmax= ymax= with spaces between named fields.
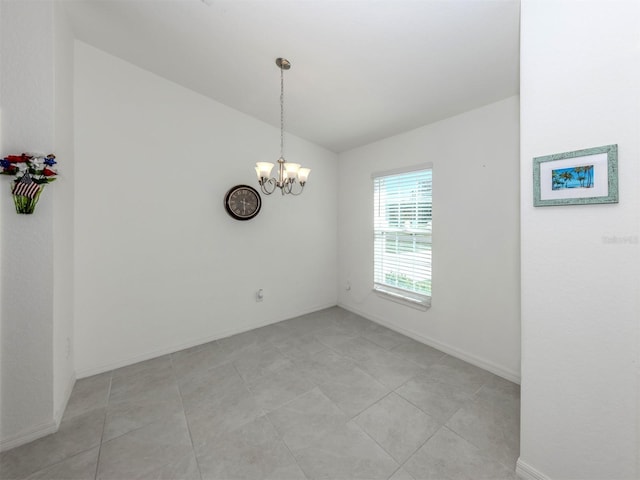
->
xmin=52 ymin=3 xmax=76 ymax=422
xmin=0 ymin=0 xmax=56 ymax=448
xmin=74 ymin=42 xmax=338 ymax=376
xmin=519 ymin=1 xmax=640 ymax=479
xmin=337 ymin=96 xmax=521 ymax=382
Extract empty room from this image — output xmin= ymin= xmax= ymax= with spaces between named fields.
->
xmin=0 ymin=0 xmax=638 ymax=479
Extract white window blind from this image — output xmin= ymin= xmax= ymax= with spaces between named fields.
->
xmin=373 ymin=167 xmax=432 ymax=307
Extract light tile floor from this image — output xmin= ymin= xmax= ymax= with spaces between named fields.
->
xmin=0 ymin=307 xmax=520 ymax=480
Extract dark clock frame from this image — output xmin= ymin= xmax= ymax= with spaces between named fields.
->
xmin=224 ymin=185 xmax=262 ymax=221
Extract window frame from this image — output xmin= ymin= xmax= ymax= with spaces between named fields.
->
xmin=372 ymin=163 xmax=432 ymax=310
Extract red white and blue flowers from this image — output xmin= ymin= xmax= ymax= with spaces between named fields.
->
xmin=1 ymin=153 xmax=58 ymax=214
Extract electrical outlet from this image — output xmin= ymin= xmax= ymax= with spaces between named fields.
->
xmin=256 ymin=289 xmax=264 ymax=302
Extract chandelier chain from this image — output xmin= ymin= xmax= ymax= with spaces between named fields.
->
xmin=280 ymin=64 xmax=285 ymax=159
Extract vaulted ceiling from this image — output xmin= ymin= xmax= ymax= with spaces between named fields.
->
xmin=63 ymin=0 xmax=520 ymax=152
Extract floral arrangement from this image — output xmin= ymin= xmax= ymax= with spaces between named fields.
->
xmin=1 ymin=153 xmax=58 ymax=214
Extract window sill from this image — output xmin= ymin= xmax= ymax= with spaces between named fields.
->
xmin=373 ymin=287 xmax=431 ymax=311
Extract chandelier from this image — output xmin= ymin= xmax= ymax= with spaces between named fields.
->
xmin=255 ymin=58 xmax=310 ymax=195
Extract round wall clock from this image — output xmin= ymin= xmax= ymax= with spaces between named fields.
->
xmin=224 ymin=185 xmax=262 ymax=221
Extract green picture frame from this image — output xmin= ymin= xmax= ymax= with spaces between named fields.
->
xmin=533 ymin=144 xmax=618 ymax=207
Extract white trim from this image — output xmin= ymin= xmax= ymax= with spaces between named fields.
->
xmin=371 ymin=162 xmax=433 ymax=179
xmin=0 ymin=420 xmax=58 ymax=453
xmin=373 ymin=287 xmax=431 ymax=311
xmin=0 ymin=375 xmax=76 ymax=452
xmin=338 ymin=302 xmax=521 ymax=384
xmin=75 ymin=302 xmax=336 ymax=379
xmin=516 ymin=459 xmax=551 ymax=480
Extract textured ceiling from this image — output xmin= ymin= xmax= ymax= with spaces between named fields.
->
xmin=63 ymin=0 xmax=520 ymax=153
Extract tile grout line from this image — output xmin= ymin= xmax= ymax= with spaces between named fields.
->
xmin=262 ymin=411 xmax=311 ymax=480
xmin=392 ymin=367 xmax=485 ymax=426
xmin=229 ymin=343 xmax=314 ymax=479
xmin=348 ymin=392 xmax=403 ymax=471
xmin=318 ymin=330 xmax=447 ymax=380
xmin=99 ymin=356 xmax=204 ymax=476
xmin=258 ymin=317 xmax=393 ymax=478
xmin=92 ymin=364 xmax=178 ymax=445
xmin=9 ymin=308 xmax=519 ymax=479
xmin=93 ymin=370 xmax=113 ymax=480
xmin=390 ymin=391 xmax=467 ymax=456
xmin=350 ymin=389 xmax=441 ymax=478
xmin=169 ymin=353 xmax=205 ymax=480
xmin=442 ymin=378 xmax=520 ymax=473
xmin=8 ymin=374 xmax=115 ymax=480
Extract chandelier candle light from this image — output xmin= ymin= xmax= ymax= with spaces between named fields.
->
xmin=255 ymin=58 xmax=310 ymax=195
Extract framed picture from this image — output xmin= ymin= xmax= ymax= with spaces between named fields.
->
xmin=533 ymin=144 xmax=618 ymax=207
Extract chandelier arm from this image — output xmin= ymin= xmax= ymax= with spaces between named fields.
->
xmin=260 ymin=178 xmax=277 ymax=195
xmin=289 ymin=182 xmax=305 ymax=196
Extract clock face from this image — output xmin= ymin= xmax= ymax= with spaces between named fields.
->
xmin=224 ymin=185 xmax=262 ymax=220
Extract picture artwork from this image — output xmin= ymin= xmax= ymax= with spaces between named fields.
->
xmin=533 ymin=144 xmax=618 ymax=207
xmin=551 ymin=165 xmax=594 ymax=190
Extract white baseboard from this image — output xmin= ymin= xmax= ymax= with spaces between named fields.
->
xmin=516 ymin=459 xmax=550 ymax=480
xmin=75 ymin=303 xmax=337 ymax=379
xmin=54 ymin=373 xmax=77 ymax=426
xmin=4 ymin=305 xmax=339 ymax=450
xmin=1 ymin=373 xmax=77 ymax=452
xmin=338 ymin=302 xmax=521 ymax=384
xmin=0 ymin=420 xmax=58 ymax=453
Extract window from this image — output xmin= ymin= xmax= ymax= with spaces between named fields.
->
xmin=373 ymin=165 xmax=432 ymax=308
